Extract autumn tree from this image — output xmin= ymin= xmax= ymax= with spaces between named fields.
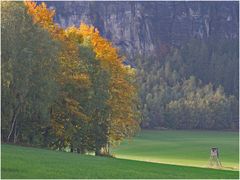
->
xmin=23 ymin=1 xmax=140 ymax=154
xmin=79 ymin=24 xmax=140 ymax=155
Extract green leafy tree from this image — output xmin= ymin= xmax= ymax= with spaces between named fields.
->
xmin=1 ymin=1 xmax=59 ymax=143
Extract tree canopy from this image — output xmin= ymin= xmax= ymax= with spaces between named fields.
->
xmin=2 ymin=1 xmax=140 ymax=155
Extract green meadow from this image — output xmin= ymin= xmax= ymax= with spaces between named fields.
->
xmin=112 ymin=130 xmax=239 ymax=170
xmin=1 ymin=144 xmax=238 ymax=179
xmin=1 ymin=130 xmax=239 ymax=179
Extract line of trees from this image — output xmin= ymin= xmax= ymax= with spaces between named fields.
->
xmin=136 ymin=39 xmax=239 ymax=130
xmin=1 ymin=1 xmax=140 ymax=155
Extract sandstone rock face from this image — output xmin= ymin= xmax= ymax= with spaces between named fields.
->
xmin=46 ymin=1 xmax=239 ymax=59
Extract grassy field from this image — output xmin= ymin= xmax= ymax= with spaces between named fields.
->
xmin=1 ymin=144 xmax=239 ymax=179
xmin=112 ymin=130 xmax=239 ymax=170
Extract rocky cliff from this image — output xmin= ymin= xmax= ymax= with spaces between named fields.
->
xmin=45 ymin=1 xmax=239 ymax=59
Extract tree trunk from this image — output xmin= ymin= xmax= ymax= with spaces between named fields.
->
xmin=13 ymin=120 xmax=18 ymax=143
xmin=95 ymin=146 xmax=102 ymax=156
xmin=7 ymin=108 xmax=19 ymax=143
xmin=7 ymin=91 xmax=29 ymax=143
xmin=106 ymin=142 xmax=110 ymax=154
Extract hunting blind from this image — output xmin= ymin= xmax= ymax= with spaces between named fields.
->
xmin=209 ymin=147 xmax=222 ymax=168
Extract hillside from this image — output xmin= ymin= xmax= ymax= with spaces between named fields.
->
xmin=1 ymin=144 xmax=239 ymax=179
xmin=46 ymin=1 xmax=239 ymax=58
xmin=41 ymin=1 xmax=239 ymax=130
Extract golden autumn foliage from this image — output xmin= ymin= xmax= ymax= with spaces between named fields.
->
xmin=78 ymin=24 xmax=140 ymax=143
xmin=24 ymin=1 xmax=65 ymax=41
xmin=25 ymin=1 xmax=90 ymax=148
xmin=24 ymin=1 xmax=140 ymax=152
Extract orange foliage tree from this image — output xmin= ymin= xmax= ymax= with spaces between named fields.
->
xmin=25 ymin=1 xmax=140 ymax=154
xmin=79 ymin=24 xmax=140 ymax=153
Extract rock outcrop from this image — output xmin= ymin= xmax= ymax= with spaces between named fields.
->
xmin=45 ymin=1 xmax=239 ymax=59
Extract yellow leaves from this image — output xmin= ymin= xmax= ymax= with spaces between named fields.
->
xmin=25 ymin=1 xmax=55 ymax=27
xmin=79 ymin=23 xmax=96 ymax=38
xmin=25 ymin=0 xmax=65 ymax=41
xmin=125 ymin=65 xmax=136 ymax=76
xmin=24 ymin=1 xmax=140 ymax=145
xmin=79 ymin=23 xmax=123 ymax=68
xmin=65 ymin=26 xmax=83 ymax=44
xmin=77 ymin=24 xmax=140 ymax=142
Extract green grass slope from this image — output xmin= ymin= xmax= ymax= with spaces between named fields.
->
xmin=112 ymin=130 xmax=239 ymax=170
xmin=1 ymin=144 xmax=239 ymax=179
